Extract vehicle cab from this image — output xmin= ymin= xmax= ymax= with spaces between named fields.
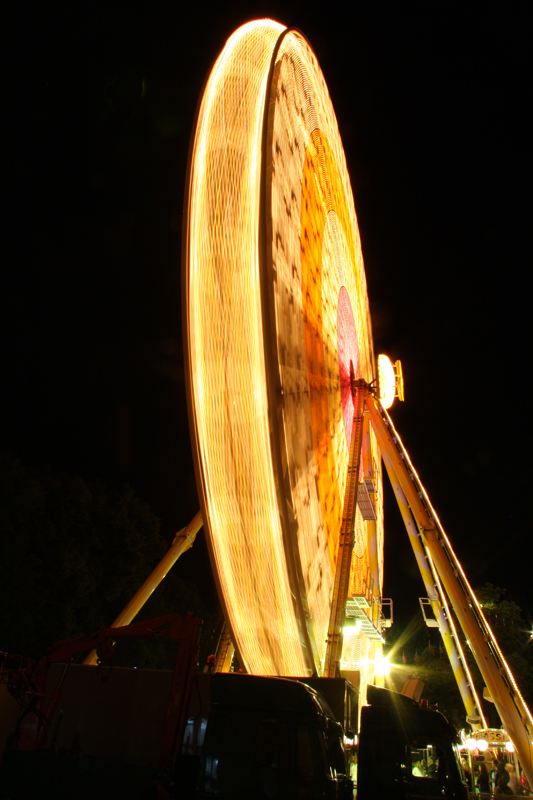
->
xmin=196 ymin=673 xmax=353 ymax=799
xmin=357 ymin=686 xmax=468 ymax=799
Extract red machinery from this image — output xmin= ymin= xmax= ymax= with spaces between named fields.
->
xmin=2 ymin=613 xmax=201 ymax=768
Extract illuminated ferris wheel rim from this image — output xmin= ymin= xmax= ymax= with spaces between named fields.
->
xmin=182 ymin=22 xmax=306 ymax=668
xmin=260 ymin=25 xmax=319 ymax=674
xmin=182 ymin=22 xmax=286 ymax=671
xmin=183 ymin=20 xmax=380 ymax=676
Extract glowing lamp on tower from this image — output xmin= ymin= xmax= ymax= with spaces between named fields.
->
xmin=378 ymin=355 xmax=396 ymax=409
xmin=377 ymin=355 xmax=404 ymax=409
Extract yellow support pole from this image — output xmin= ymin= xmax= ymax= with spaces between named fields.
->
xmin=365 ymin=394 xmax=533 ymax=788
xmin=323 ymin=382 xmax=365 ymax=677
xmin=83 ymin=511 xmax=203 ymax=665
xmin=361 ymin=414 xmax=380 ymax=620
xmin=380 ymin=448 xmax=485 ymax=728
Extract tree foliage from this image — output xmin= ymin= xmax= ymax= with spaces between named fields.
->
xmin=474 ymin=583 xmax=533 ymax=713
xmin=0 ymin=451 xmax=218 ymax=667
xmin=386 ymin=583 xmax=533 ymax=731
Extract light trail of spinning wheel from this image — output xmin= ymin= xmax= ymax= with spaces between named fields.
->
xmin=183 ymin=20 xmax=381 ymax=679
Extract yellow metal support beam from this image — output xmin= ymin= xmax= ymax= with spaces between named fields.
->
xmin=365 ymin=392 xmax=533 ymax=787
xmin=361 ymin=413 xmax=381 ymax=624
xmin=214 ymin=621 xmax=235 ymax=673
xmin=83 ymin=511 xmax=203 ymax=666
xmin=323 ymin=382 xmax=366 ymax=677
xmin=380 ymin=449 xmax=485 ymax=728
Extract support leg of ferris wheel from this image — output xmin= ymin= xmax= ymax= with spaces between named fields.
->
xmin=322 ymin=380 xmax=366 ymax=678
xmin=379 ymin=447 xmax=485 ymax=729
xmin=83 ymin=511 xmax=203 ymax=666
xmin=213 ymin=619 xmax=235 ymax=673
xmin=365 ymin=391 xmax=533 ymax=789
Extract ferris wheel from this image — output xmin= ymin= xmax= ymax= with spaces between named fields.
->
xmin=97 ymin=17 xmax=531 ymax=781
xmin=182 ymin=20 xmax=386 ymax=688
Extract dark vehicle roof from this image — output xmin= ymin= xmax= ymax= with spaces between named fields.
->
xmin=367 ymin=684 xmax=419 ymax=709
xmin=365 ymin=686 xmax=460 ymax=743
xmin=210 ymin=673 xmax=337 ymax=721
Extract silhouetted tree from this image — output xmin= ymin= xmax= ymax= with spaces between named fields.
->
xmin=386 ymin=584 xmax=533 ymax=731
xmin=0 ymin=451 xmax=218 ymax=666
xmin=474 ymin=583 xmax=533 ymax=712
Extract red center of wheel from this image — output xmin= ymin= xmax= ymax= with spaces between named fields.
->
xmin=337 ymin=286 xmax=359 ymax=450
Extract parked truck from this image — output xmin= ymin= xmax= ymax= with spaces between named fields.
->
xmin=0 ymin=617 xmax=468 ymax=799
xmin=358 ymin=685 xmax=467 ymax=799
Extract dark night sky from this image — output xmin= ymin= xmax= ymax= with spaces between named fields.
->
xmin=4 ymin=3 xmax=531 ymax=634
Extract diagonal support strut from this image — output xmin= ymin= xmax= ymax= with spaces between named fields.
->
xmin=323 ymin=380 xmax=366 ymax=677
